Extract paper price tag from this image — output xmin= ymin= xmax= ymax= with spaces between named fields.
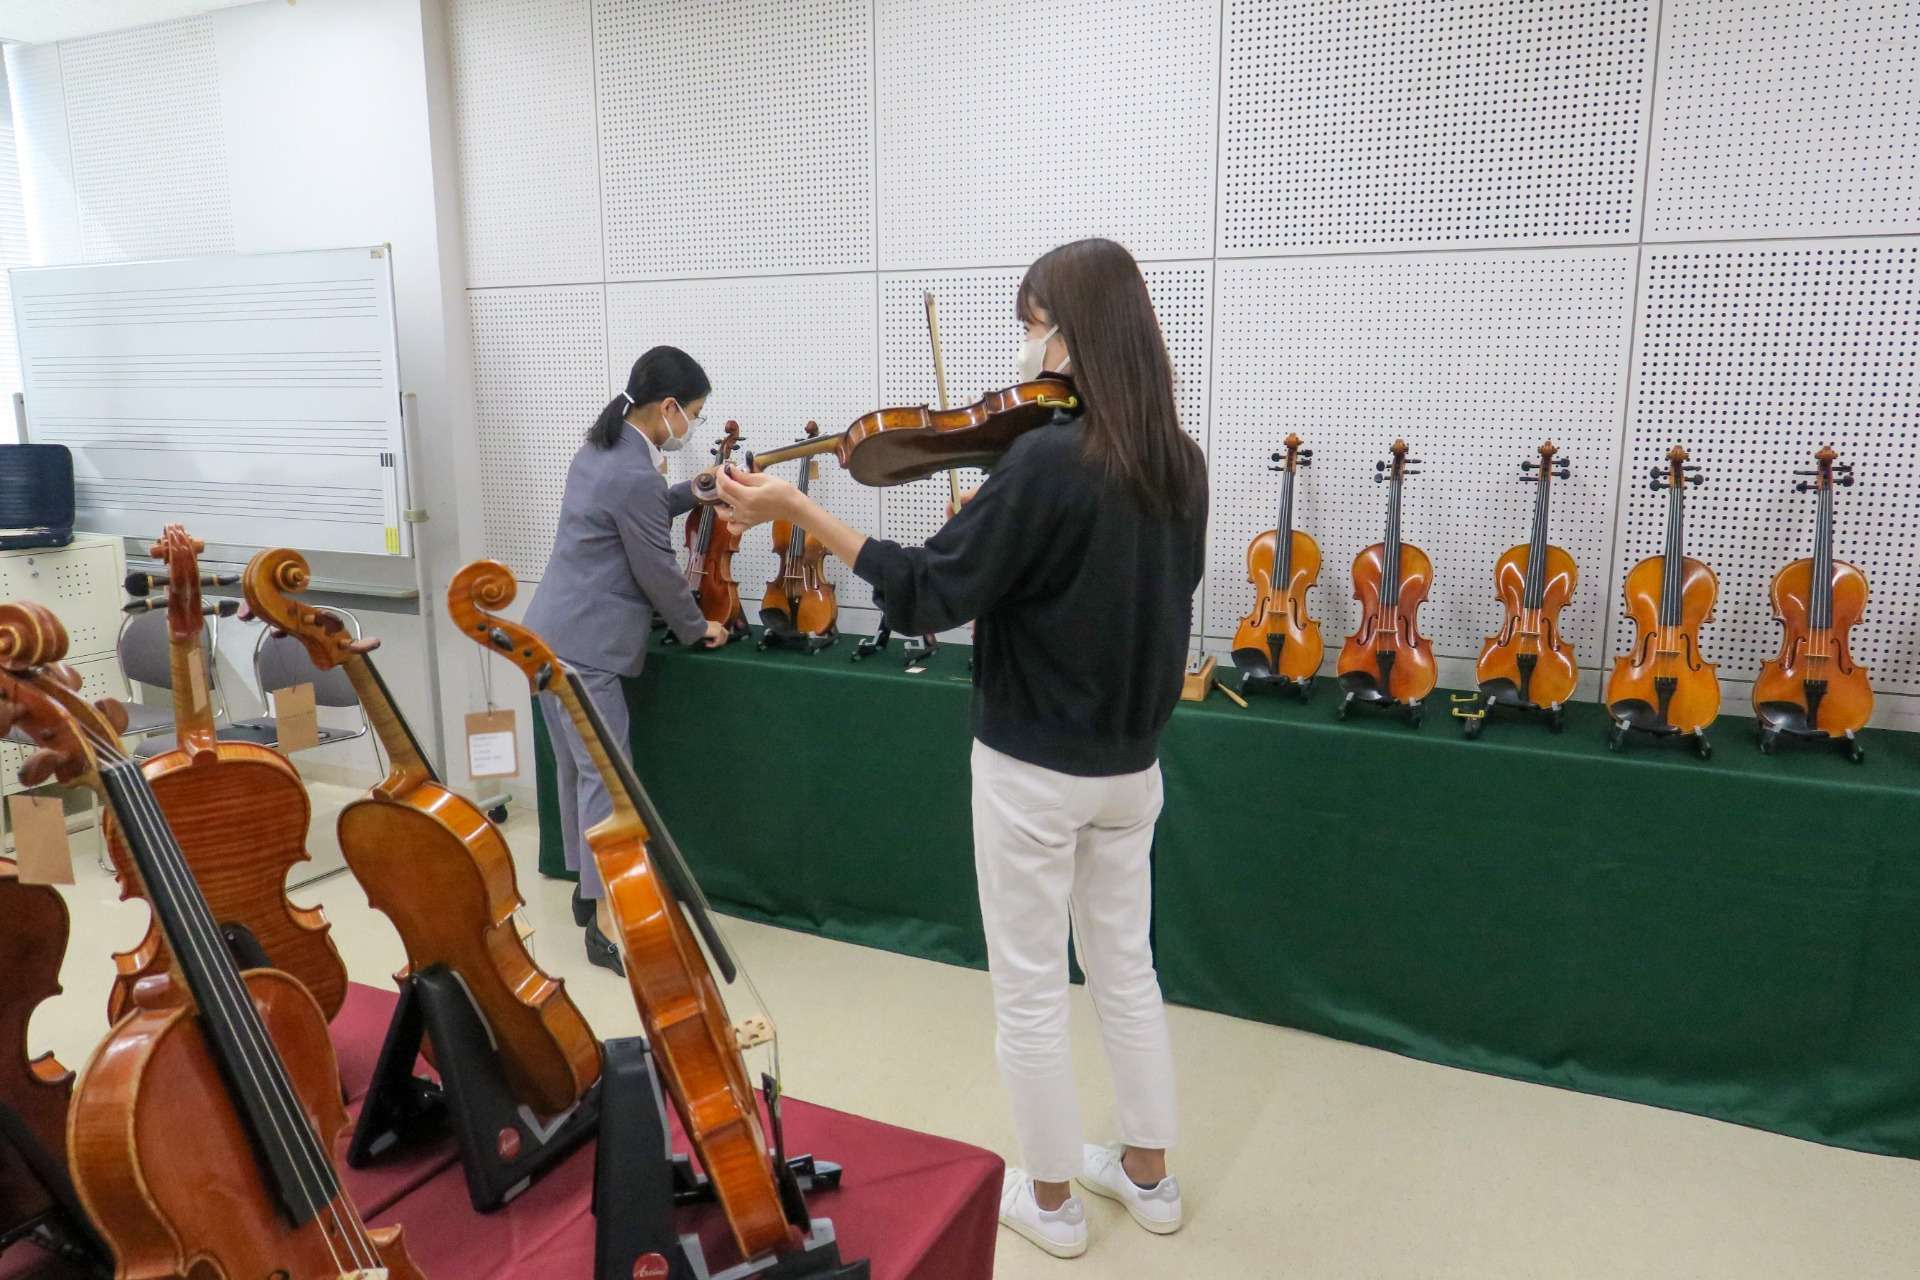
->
xmin=466 ymin=709 xmax=519 ymax=779
xmin=9 ymin=795 xmax=72 ymax=885
xmin=273 ymin=682 xmax=320 ymax=754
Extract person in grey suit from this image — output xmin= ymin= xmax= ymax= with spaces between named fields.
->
xmin=525 ymin=346 xmax=729 ymax=974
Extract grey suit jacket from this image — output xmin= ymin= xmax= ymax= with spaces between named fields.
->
xmin=524 ymin=426 xmax=706 ymax=676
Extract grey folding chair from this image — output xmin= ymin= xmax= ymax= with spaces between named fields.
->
xmin=118 ymin=607 xmax=239 ymax=760
xmin=226 ymin=608 xmax=369 ymax=751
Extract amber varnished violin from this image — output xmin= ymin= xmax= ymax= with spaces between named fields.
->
xmin=450 ymin=561 xmax=803 ymax=1262
xmin=1753 ymin=447 xmax=1871 ymax=761
xmin=0 ymin=859 xmax=78 ymax=1249
xmin=244 ymin=547 xmax=602 ymax=1118
xmin=685 ymin=421 xmax=749 ymax=641
xmin=760 ymin=421 xmax=838 ymax=645
xmin=1231 ymin=434 xmax=1321 ymax=697
xmin=692 ymin=375 xmax=1080 ymax=500
xmin=1337 ymin=441 xmax=1435 ymax=725
xmin=106 ymin=524 xmax=346 ymax=1024
xmin=0 ymin=604 xmax=423 ymax=1280
xmin=1467 ymin=442 xmax=1579 ymax=735
xmin=1605 ymin=446 xmax=1719 ymax=756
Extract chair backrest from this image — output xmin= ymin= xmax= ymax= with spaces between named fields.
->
xmin=254 ymin=612 xmax=360 ymax=708
xmin=118 ymin=607 xmax=224 ymax=715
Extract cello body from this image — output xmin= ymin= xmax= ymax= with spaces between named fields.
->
xmin=1478 ymin=543 xmax=1580 ymax=707
xmin=108 ymin=526 xmax=345 ymax=1024
xmin=0 ymin=860 xmax=72 ymax=1238
xmin=1338 ymin=542 xmax=1436 ymax=702
xmin=70 ymin=969 xmax=423 ymax=1280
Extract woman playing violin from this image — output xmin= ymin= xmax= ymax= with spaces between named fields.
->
xmin=525 ymin=346 xmax=730 ymax=974
xmin=717 ymin=239 xmax=1207 ymax=1261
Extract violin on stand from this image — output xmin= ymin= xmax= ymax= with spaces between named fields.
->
xmin=1457 ymin=442 xmax=1578 ymax=737
xmin=1605 ymin=446 xmax=1719 ymax=757
xmin=758 ymin=422 xmax=839 ymax=653
xmin=1337 ymin=441 xmax=1435 ymax=726
xmin=1230 ymin=434 xmax=1320 ymax=699
xmin=242 ymin=548 xmax=604 ymax=1210
xmin=0 ymin=859 xmax=106 ymax=1273
xmin=106 ymin=525 xmax=347 ymax=1024
xmin=449 ymin=562 xmax=862 ymax=1280
xmin=1752 ymin=447 xmax=1871 ymax=762
xmin=683 ymin=421 xmax=749 ymax=643
xmin=0 ymin=605 xmax=424 ymax=1280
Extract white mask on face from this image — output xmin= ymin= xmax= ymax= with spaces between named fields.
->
xmin=659 ymin=401 xmax=702 ymax=452
xmin=1017 ymin=324 xmax=1069 ymax=381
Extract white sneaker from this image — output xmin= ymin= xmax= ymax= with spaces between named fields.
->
xmin=998 ymin=1167 xmax=1088 ymax=1258
xmin=1077 ymin=1143 xmax=1183 ymax=1234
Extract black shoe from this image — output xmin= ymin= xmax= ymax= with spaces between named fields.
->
xmin=570 ymin=884 xmax=593 ymax=927
xmin=585 ymin=919 xmax=624 ymax=976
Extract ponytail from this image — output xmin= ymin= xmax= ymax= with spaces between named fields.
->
xmin=589 ymin=346 xmax=712 ymax=449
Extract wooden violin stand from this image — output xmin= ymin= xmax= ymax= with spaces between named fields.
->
xmin=349 ymin=966 xmax=602 ymax=1212
xmin=0 ymin=1104 xmax=108 ymax=1277
xmin=593 ymin=1037 xmax=865 ymax=1280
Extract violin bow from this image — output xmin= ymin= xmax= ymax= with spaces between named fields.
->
xmin=923 ymin=291 xmax=959 ymax=510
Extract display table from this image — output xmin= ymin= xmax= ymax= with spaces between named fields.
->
xmin=0 ymin=985 xmax=1001 ymax=1279
xmin=536 ymin=632 xmax=1920 ymax=1162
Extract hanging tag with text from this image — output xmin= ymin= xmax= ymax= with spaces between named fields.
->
xmin=466 ymin=709 xmax=519 ymax=779
xmin=273 ymin=682 xmax=320 ymax=754
xmin=9 ymin=795 xmax=73 ymax=885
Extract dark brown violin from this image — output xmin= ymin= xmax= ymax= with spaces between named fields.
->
xmin=1468 ymin=442 xmax=1578 ymax=734
xmin=759 ymin=421 xmax=838 ymax=644
xmin=107 ymin=525 xmax=346 ymax=1024
xmin=1337 ymin=440 xmax=1435 ymax=724
xmin=685 ymin=420 xmax=748 ymax=641
xmin=0 ymin=859 xmax=79 ymax=1251
xmin=0 ymin=605 xmax=423 ymax=1280
xmin=1230 ymin=434 xmax=1321 ymax=697
xmin=692 ymin=375 xmax=1080 ymax=500
xmin=245 ymin=547 xmax=602 ymax=1118
xmin=1753 ymin=447 xmax=1871 ymax=761
xmin=1605 ymin=446 xmax=1719 ymax=756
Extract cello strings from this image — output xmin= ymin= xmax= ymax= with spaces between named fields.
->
xmin=77 ymin=720 xmax=382 ymax=1273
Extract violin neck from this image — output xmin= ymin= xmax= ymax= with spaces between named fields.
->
xmin=788 ymin=456 xmax=812 ymax=564
xmin=1812 ymin=482 xmax=1834 ymax=631
xmin=1523 ymin=466 xmax=1552 ymax=609
xmin=168 ymin=632 xmax=217 ymax=753
xmin=1660 ymin=477 xmax=1685 ymax=627
xmin=1275 ymin=467 xmax=1295 ymax=587
xmin=341 ymin=651 xmax=437 ymax=794
xmin=750 ymin=432 xmax=839 ymax=471
xmin=1381 ymin=472 xmax=1403 ymax=610
xmin=98 ymin=757 xmax=342 ymax=1227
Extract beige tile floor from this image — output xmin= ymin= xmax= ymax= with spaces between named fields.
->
xmin=27 ymin=782 xmax=1920 ymax=1279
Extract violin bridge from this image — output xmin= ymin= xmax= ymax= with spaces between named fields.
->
xmin=339 ymin=1270 xmax=390 ymax=1279
xmin=734 ymin=1015 xmax=775 ymax=1050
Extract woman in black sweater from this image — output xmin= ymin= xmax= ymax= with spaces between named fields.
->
xmin=716 ymin=239 xmax=1206 ymax=1261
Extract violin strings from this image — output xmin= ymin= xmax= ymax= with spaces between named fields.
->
xmin=76 ymin=717 xmax=382 ymax=1273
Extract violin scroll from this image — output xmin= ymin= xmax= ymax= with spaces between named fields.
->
xmin=449 ymin=560 xmax=559 ymax=691
xmin=241 ymin=548 xmax=374 ymax=671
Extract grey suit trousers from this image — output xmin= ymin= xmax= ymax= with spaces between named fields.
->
xmin=538 ymin=664 xmax=629 ymax=900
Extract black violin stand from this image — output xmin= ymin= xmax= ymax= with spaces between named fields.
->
xmin=1450 ymin=675 xmax=1568 ymax=740
xmin=852 ymin=624 xmax=938 ymax=669
xmin=0 ymin=1104 xmax=109 ymax=1278
xmin=1755 ymin=697 xmax=1864 ymax=763
xmin=1230 ymin=640 xmax=1313 ymax=701
xmin=758 ymin=608 xmax=836 ymax=655
xmin=594 ymin=1037 xmax=866 ymax=1280
xmin=1337 ymin=664 xmax=1423 ymax=727
xmin=1605 ymin=686 xmax=1712 ymax=759
xmin=348 ymin=965 xmax=601 ymax=1212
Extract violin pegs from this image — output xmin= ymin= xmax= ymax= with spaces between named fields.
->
xmin=122 ymin=595 xmax=168 ymax=614
xmin=1792 ymin=469 xmax=1818 ymax=476
xmin=1794 ymin=481 xmax=1814 ymax=493
xmin=1649 ymin=466 xmax=1665 ymax=480
xmin=1520 ymin=461 xmax=1539 ymax=471
xmin=1649 ymin=478 xmax=1666 ymax=491
xmin=1373 ymin=472 xmax=1386 ymax=484
xmin=1407 ymin=459 xmax=1423 ymax=466
xmin=1299 ymin=449 xmax=1313 ymax=457
xmin=1403 ymin=470 xmax=1423 ymax=477
xmin=1519 ymin=474 xmax=1539 ymax=482
xmin=1270 ymin=451 xmax=1283 ymax=462
xmin=1840 ymin=475 xmax=1856 ymax=487
xmin=1375 ymin=460 xmax=1387 ymax=471
xmin=124 ymin=570 xmax=168 ymax=597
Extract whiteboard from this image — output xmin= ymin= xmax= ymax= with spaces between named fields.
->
xmin=9 ymin=246 xmax=411 ymax=557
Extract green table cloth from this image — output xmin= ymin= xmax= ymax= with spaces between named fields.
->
xmin=535 ymin=633 xmax=1920 ymax=1159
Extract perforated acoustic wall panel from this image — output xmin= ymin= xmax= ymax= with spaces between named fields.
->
xmin=875 ymin=0 xmax=1218 ymax=270
xmin=1648 ymin=1 xmax=1920 ymax=240
xmin=1208 ymin=251 xmax=1637 ymax=660
xmin=450 ymin=0 xmax=603 ymax=287
xmin=606 ymin=274 xmax=880 ymax=604
xmin=468 ymin=286 xmax=609 ymax=581
xmin=1219 ymin=0 xmax=1656 ymax=254
xmin=57 ymin=16 xmax=233 ymax=262
xmin=1610 ymin=242 xmax=1920 ymax=694
xmin=594 ymin=0 xmax=873 ymax=279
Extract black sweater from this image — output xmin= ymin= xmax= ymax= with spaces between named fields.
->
xmin=852 ymin=416 xmax=1207 ymax=776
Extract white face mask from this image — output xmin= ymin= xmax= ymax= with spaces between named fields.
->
xmin=1017 ymin=324 xmax=1069 ymax=381
xmin=659 ymin=401 xmax=703 ymax=452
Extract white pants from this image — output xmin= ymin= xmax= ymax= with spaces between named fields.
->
xmin=971 ymin=741 xmax=1179 ymax=1182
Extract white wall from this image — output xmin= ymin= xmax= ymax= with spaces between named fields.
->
xmin=3 ymin=0 xmax=490 ymax=790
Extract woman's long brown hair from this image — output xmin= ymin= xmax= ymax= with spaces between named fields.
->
xmin=1016 ymin=239 xmax=1205 ymax=520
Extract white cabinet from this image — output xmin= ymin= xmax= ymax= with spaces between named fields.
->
xmin=0 ymin=535 xmax=128 ymax=800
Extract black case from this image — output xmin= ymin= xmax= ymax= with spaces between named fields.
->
xmin=0 ymin=444 xmax=75 ymax=549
